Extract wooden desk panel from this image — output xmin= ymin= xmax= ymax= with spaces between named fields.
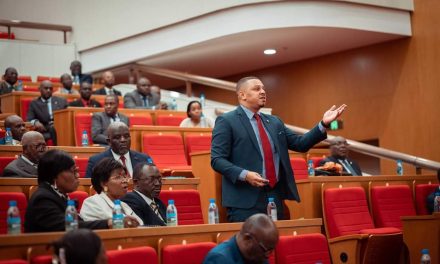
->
xmin=0 ymin=145 xmax=105 ymax=158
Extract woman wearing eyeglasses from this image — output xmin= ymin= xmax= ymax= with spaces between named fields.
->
xmin=80 ymin=158 xmax=143 ymax=227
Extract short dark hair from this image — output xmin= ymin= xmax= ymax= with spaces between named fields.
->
xmin=236 ymin=76 xmax=259 ymax=92
xmin=91 ymin=158 xmax=125 ymax=193
xmin=53 ymin=229 xmax=103 ymax=264
xmin=38 ymin=149 xmax=75 ymax=185
xmin=105 ymin=94 xmax=119 ymax=104
xmin=186 ymin=100 xmax=202 ymax=118
xmin=4 ymin=67 xmax=16 ymax=75
xmin=133 ymin=162 xmax=156 ymax=180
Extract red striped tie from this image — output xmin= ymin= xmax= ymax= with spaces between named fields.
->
xmin=254 ymin=114 xmax=277 ymax=188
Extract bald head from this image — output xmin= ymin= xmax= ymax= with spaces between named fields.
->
xmin=101 ymin=71 xmax=115 ymax=88
xmin=136 ymin=77 xmax=152 ymax=96
xmin=235 ymin=76 xmax=266 ymax=112
xmin=22 ymin=131 xmax=47 ymax=164
xmin=39 ymin=80 xmax=53 ymax=100
xmin=4 ymin=115 xmax=26 ymax=141
xmin=236 ymin=76 xmax=259 ymax=93
xmin=3 ymin=67 xmax=18 ymax=85
xmin=329 ymin=136 xmax=349 ymax=158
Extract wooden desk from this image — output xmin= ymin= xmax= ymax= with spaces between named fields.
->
xmin=402 ymin=213 xmax=440 ymax=264
xmin=0 ymin=145 xmax=105 ymax=158
xmin=0 ymin=218 xmax=322 ymax=261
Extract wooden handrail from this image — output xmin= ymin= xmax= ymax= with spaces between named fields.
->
xmin=0 ymin=19 xmax=72 ymax=43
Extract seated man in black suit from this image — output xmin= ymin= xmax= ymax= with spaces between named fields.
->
xmin=318 ymin=136 xmax=362 ymax=176
xmin=4 ymin=114 xmax=26 ymax=145
xmin=91 ymin=94 xmax=128 ymax=145
xmin=70 ymin=60 xmax=92 ymax=85
xmin=122 ymin=162 xmax=166 ymax=226
xmin=426 ymin=170 xmax=440 ymax=214
xmin=93 ymin=71 xmax=121 ymax=96
xmin=69 ymin=81 xmax=102 ymax=107
xmin=27 ymin=80 xmax=68 ymax=145
xmin=85 ymin=122 xmax=153 ymax=178
xmin=0 ymin=67 xmax=19 ymax=95
xmin=54 ymin=73 xmax=79 ymax=95
xmin=3 ymin=131 xmax=47 ymax=177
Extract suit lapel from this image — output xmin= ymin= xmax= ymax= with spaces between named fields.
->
xmin=236 ymin=107 xmax=261 ymax=155
xmin=17 ymin=157 xmax=36 ymax=175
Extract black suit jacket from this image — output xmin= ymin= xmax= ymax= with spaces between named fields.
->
xmin=27 ymin=96 xmax=68 ymax=126
xmin=77 ymin=73 xmax=93 ymax=84
xmin=122 ymin=191 xmax=166 ymax=226
xmin=318 ymin=156 xmax=362 ymax=176
xmin=69 ymin=98 xmax=102 ymax=108
xmin=0 ymin=81 xmax=15 ymax=95
xmin=85 ymin=149 xmax=153 ymax=178
xmin=93 ymin=87 xmax=122 ymax=96
xmin=2 ymin=155 xmax=37 ymax=178
xmin=25 ymin=183 xmax=108 ymax=233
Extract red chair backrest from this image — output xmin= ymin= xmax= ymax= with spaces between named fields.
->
xmin=0 ymin=192 xmax=27 ymax=234
xmin=20 ymin=98 xmax=33 ymax=121
xmin=128 ymin=114 xmax=153 ymax=126
xmin=159 ymin=190 xmax=204 ymax=225
xmin=22 ymin=86 xmax=39 ymax=92
xmin=49 ymin=77 xmax=60 ymax=83
xmin=276 ymin=233 xmax=331 ymax=264
xmin=414 ymin=184 xmax=440 ymax=215
xmin=107 ymin=246 xmax=157 ymax=264
xmin=310 ymin=157 xmax=324 ymax=168
xmin=36 ymin=76 xmax=50 ymax=82
xmin=30 ymin=255 xmax=52 ymax=264
xmin=74 ymin=113 xmax=93 ymax=146
xmin=0 ymin=260 xmax=28 ymax=264
xmin=68 ymin=191 xmax=89 ymax=211
xmin=371 ymin=185 xmax=416 ymax=229
xmin=162 ymin=242 xmax=216 ymax=264
xmin=142 ymin=133 xmax=188 ymax=168
xmin=18 ymin=76 xmax=32 ymax=82
xmin=73 ymin=157 xmax=88 ymax=178
xmin=323 ymin=187 xmax=375 ymax=238
xmin=184 ymin=133 xmax=212 ymax=165
xmin=0 ymin=157 xmax=15 ymax=176
xmin=155 ymin=114 xmax=186 ymax=126
xmin=290 ymin=158 xmax=308 ymax=180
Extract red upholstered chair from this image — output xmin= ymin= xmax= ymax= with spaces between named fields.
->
xmin=370 ymin=185 xmax=416 ymax=229
xmin=310 ymin=156 xmax=324 ymax=168
xmin=289 ymin=158 xmax=308 ymax=180
xmin=18 ymin=76 xmax=32 ymax=82
xmin=276 ymin=233 xmax=331 ymax=264
xmin=107 ymin=246 xmax=157 ymax=264
xmin=155 ymin=114 xmax=186 ymax=126
xmin=74 ymin=113 xmax=93 ymax=146
xmin=142 ymin=133 xmax=191 ymax=171
xmin=0 ymin=32 xmax=16 ymax=39
xmin=159 ymin=190 xmax=204 ymax=225
xmin=0 ymin=192 xmax=27 ymax=234
xmin=22 ymin=85 xmax=39 ymax=92
xmin=184 ymin=133 xmax=212 ymax=165
xmin=30 ymin=255 xmax=52 ymax=264
xmin=162 ymin=242 xmax=216 ymax=264
xmin=73 ymin=157 xmax=88 ymax=178
xmin=20 ymin=98 xmax=33 ymax=121
xmin=68 ymin=191 xmax=88 ymax=211
xmin=49 ymin=77 xmax=60 ymax=83
xmin=0 ymin=157 xmax=15 ymax=176
xmin=128 ymin=114 xmax=153 ymax=126
xmin=415 ymin=183 xmax=440 ymax=215
xmin=36 ymin=76 xmax=50 ymax=82
xmin=0 ymin=260 xmax=28 ymax=264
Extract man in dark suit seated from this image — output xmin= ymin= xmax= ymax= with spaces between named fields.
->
xmin=122 ymin=162 xmax=166 ymax=226
xmin=4 ymin=114 xmax=26 ymax=145
xmin=0 ymin=67 xmax=19 ymax=95
xmin=54 ymin=74 xmax=79 ymax=95
xmin=27 ymin=80 xmax=68 ymax=145
xmin=317 ymin=136 xmax=362 ymax=176
xmin=70 ymin=60 xmax=93 ymax=85
xmin=69 ymin=81 xmax=102 ymax=107
xmin=85 ymin=122 xmax=153 ymax=178
xmin=93 ymin=71 xmax=121 ymax=96
xmin=124 ymin=77 xmax=161 ymax=109
xmin=426 ymin=170 xmax=440 ymax=214
xmin=203 ymin=214 xmax=279 ymax=264
xmin=91 ymin=94 xmax=128 ymax=145
xmin=3 ymin=131 xmax=47 ymax=177
xmin=211 ymin=76 xmax=346 ymax=222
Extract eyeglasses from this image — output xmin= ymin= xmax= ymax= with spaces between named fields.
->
xmin=110 ymin=171 xmax=129 ymax=181
xmin=247 ymin=233 xmax=274 ymax=255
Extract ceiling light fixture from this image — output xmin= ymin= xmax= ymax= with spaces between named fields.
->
xmin=264 ymin=49 xmax=277 ymax=55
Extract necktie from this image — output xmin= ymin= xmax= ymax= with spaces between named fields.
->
xmin=120 ymin=155 xmax=129 ymax=176
xmin=150 ymin=201 xmax=164 ymax=221
xmin=142 ymin=96 xmax=148 ymax=107
xmin=254 ymin=114 xmax=277 ymax=188
xmin=341 ymin=159 xmax=357 ymax=175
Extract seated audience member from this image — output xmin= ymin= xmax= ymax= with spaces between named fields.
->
xmin=24 ymin=149 xmax=111 ymax=232
xmin=80 ymin=157 xmax=143 ymax=225
xmin=203 ymin=214 xmax=279 ymax=264
xmin=4 ymin=114 xmax=26 ymax=145
xmin=93 ymin=71 xmax=121 ymax=96
xmin=180 ymin=100 xmax=214 ymax=128
xmin=54 ymin=73 xmax=79 ymax=95
xmin=124 ymin=77 xmax=161 ymax=109
xmin=317 ymin=136 xmax=362 ymax=176
xmin=70 ymin=60 xmax=93 ymax=85
xmin=91 ymin=94 xmax=128 ymax=145
xmin=86 ymin=122 xmax=153 ymax=178
xmin=69 ymin=81 xmax=102 ymax=107
xmin=0 ymin=67 xmax=19 ymax=95
xmin=122 ymin=163 xmax=166 ymax=226
xmin=426 ymin=169 xmax=440 ymax=214
xmin=27 ymin=80 xmax=68 ymax=145
xmin=3 ymin=131 xmax=46 ymax=177
xmin=52 ymin=229 xmax=107 ymax=264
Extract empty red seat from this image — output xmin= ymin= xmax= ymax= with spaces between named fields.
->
xmin=128 ymin=114 xmax=153 ymax=126
xmin=0 ymin=192 xmax=27 ymax=234
xmin=22 ymin=86 xmax=39 ymax=92
xmin=184 ymin=133 xmax=212 ymax=165
xmin=107 ymin=246 xmax=157 ymax=264
xmin=276 ymin=233 xmax=331 ymax=264
xmin=30 ymin=255 xmax=51 ymax=264
xmin=290 ymin=158 xmax=308 ymax=180
xmin=74 ymin=113 xmax=93 ymax=146
xmin=371 ymin=185 xmax=416 ymax=229
xmin=310 ymin=156 xmax=324 ymax=168
xmin=18 ymin=76 xmax=32 ymax=82
xmin=0 ymin=32 xmax=15 ymax=39
xmin=159 ymin=190 xmax=204 ymax=225
xmin=142 ymin=133 xmax=190 ymax=171
xmin=0 ymin=260 xmax=28 ymax=264
xmin=415 ymin=183 xmax=440 ymax=215
xmin=0 ymin=157 xmax=15 ymax=176
xmin=73 ymin=157 xmax=88 ymax=178
xmin=49 ymin=77 xmax=60 ymax=83
xmin=156 ymin=114 xmax=186 ymax=126
xmin=162 ymin=242 xmax=216 ymax=264
xmin=21 ymin=98 xmax=33 ymax=121
xmin=68 ymin=191 xmax=88 ymax=211
xmin=36 ymin=76 xmax=50 ymax=82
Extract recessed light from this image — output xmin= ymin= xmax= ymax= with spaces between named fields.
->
xmin=11 ymin=20 xmax=21 ymax=23
xmin=264 ymin=49 xmax=277 ymax=55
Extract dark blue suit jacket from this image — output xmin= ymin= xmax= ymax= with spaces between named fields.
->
xmin=211 ymin=106 xmax=326 ymax=209
xmin=85 ymin=149 xmax=153 ymax=178
xmin=121 ymin=191 xmax=166 ymax=226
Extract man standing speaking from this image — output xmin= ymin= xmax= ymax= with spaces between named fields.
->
xmin=211 ymin=76 xmax=346 ymax=222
